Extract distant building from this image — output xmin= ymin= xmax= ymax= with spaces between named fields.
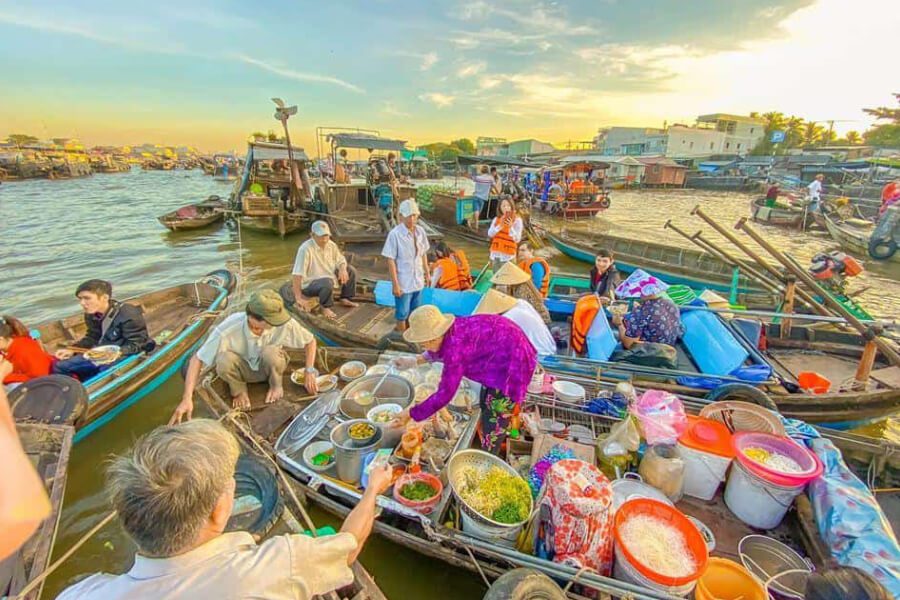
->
xmin=665 ymin=125 xmax=726 ymax=158
xmin=637 ymin=156 xmax=687 ymax=186
xmin=476 ymin=137 xmax=507 ymax=156
xmin=476 ymin=137 xmax=554 ymax=157
xmin=695 ymin=113 xmax=765 ymax=155
xmin=594 ymin=127 xmax=667 ymax=155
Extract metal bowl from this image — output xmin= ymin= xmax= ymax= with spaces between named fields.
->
xmin=340 ymin=374 xmax=413 ymax=419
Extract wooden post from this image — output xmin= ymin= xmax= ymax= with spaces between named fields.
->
xmin=781 ymin=275 xmax=796 ymax=339
xmin=855 ymin=340 xmax=878 ymax=384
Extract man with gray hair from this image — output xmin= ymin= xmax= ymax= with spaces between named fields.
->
xmin=290 ymin=220 xmax=358 ymax=320
xmin=57 ymin=419 xmax=392 ymax=600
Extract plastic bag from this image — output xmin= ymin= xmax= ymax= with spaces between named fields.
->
xmin=631 ymin=389 xmax=688 ymax=445
xmin=596 ymin=416 xmax=640 ymax=480
xmin=638 ymin=444 xmax=685 ymax=502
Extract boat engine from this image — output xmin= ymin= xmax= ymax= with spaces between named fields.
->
xmin=809 ymin=250 xmax=863 ymax=293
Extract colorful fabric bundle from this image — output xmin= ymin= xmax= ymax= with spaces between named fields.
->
xmin=615 ymin=268 xmax=669 ymax=299
xmin=527 ymin=444 xmax=575 ymax=497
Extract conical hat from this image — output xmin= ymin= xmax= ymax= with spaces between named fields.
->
xmin=491 ymin=261 xmax=530 ymax=285
xmin=474 ymin=289 xmax=517 ymax=315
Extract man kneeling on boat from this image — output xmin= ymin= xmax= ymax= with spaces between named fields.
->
xmin=53 ymin=279 xmax=154 ymax=380
xmin=56 ymin=419 xmax=392 ymax=600
xmin=391 ymin=305 xmax=536 ymax=455
xmin=171 ymin=290 xmax=317 ymax=422
xmin=291 ymin=220 xmax=358 ymax=320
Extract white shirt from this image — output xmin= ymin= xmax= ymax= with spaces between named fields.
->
xmin=56 ymin=531 xmax=357 ymax=600
xmin=473 ymin=174 xmax=493 ymax=200
xmin=381 ymin=223 xmax=430 ymax=294
xmin=196 ymin=312 xmax=314 ymax=370
xmin=487 ymin=215 xmax=524 ymax=261
xmin=292 ymin=238 xmax=347 ymax=283
xmin=503 ymin=299 xmax=556 ymax=356
xmin=808 ymin=179 xmax=822 ymax=201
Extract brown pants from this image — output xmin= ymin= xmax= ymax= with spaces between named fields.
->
xmin=215 ymin=347 xmax=287 ymax=397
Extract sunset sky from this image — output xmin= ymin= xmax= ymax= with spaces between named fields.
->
xmin=1 ymin=0 xmax=896 ymax=153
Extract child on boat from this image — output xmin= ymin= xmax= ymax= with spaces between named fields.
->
xmin=0 ymin=316 xmax=52 ymax=390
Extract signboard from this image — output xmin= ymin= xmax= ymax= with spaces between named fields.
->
xmin=770 ymin=130 xmax=786 ymax=143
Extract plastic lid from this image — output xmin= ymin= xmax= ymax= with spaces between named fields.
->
xmin=678 ymin=416 xmax=735 ymax=458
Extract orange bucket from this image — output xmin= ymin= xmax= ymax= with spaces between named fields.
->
xmin=797 ymin=371 xmax=831 ymax=394
xmin=695 ymin=557 xmax=766 ymax=600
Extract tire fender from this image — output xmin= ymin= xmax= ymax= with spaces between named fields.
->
xmin=483 ymin=568 xmax=566 ymax=600
xmin=706 ymin=383 xmax=778 ymax=411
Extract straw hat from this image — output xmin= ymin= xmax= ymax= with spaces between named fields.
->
xmin=402 ymin=305 xmax=455 ymax=344
xmin=474 ymin=289 xmax=517 ymax=315
xmin=491 ymin=261 xmax=530 ymax=286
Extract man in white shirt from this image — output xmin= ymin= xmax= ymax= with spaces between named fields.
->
xmin=475 ymin=289 xmax=556 ymax=356
xmin=170 ymin=290 xmax=317 ymax=423
xmin=382 ymin=199 xmax=430 ymax=333
xmin=291 ymin=221 xmax=357 ymax=320
xmin=808 ymin=173 xmax=824 ymax=213
xmin=56 ymin=419 xmax=392 ymax=600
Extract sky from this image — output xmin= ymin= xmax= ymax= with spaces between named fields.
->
xmin=1 ymin=0 xmax=897 ymax=154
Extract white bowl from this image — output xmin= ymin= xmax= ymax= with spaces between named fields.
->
xmin=552 ymin=380 xmax=586 ymax=403
xmin=302 ymin=441 xmax=335 ymax=472
xmin=366 ymin=364 xmax=390 ymax=376
xmin=367 ymin=403 xmax=402 ymax=424
xmin=339 ymin=361 xmax=367 ymax=382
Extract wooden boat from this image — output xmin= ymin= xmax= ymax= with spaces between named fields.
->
xmin=532 ymin=161 xmax=612 ymax=219
xmin=11 ymin=270 xmax=236 ymax=442
xmin=157 ymin=196 xmax=225 ymax=231
xmin=824 ymin=211 xmax=900 ymax=265
xmin=542 ymin=228 xmax=777 ymax=307
xmin=749 ymin=197 xmax=807 ymax=228
xmin=194 ymin=345 xmax=897 ymax=598
xmin=0 ymin=423 xmax=73 ymax=600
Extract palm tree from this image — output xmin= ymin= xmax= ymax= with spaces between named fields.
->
xmin=6 ymin=134 xmax=38 ymax=149
xmin=821 ymin=128 xmax=837 ymax=146
xmin=762 ymin=111 xmax=786 ymax=133
xmin=845 ymin=130 xmax=862 ymax=145
xmin=802 ymin=122 xmax=824 ymax=147
xmin=785 ymin=117 xmax=805 ymax=148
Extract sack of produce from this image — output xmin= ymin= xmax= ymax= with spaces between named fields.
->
xmin=638 ymin=444 xmax=685 ymax=502
xmin=533 ymin=459 xmax=614 ymax=575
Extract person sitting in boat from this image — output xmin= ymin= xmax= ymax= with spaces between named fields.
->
xmin=170 ymin=290 xmax=318 ymax=422
xmin=471 ymin=165 xmax=494 ymax=231
xmin=291 ymin=221 xmax=358 ymax=320
xmin=475 ymin=289 xmax=556 ymax=357
xmin=0 ymin=316 xmax=52 ymax=390
xmin=56 ymin=419 xmax=392 ymax=600
xmin=391 ymin=305 xmax=537 ymax=454
xmin=806 ymin=567 xmax=891 ymax=600
xmin=430 ymin=241 xmax=473 ymax=291
xmin=589 ymin=248 xmax=619 ymax=304
xmin=516 ymin=241 xmax=550 ymax=298
xmin=52 ymin=279 xmax=154 ymax=381
xmin=382 ymin=199 xmax=431 ymax=333
xmin=765 ymin=182 xmax=780 ymax=207
xmin=492 ymin=261 xmax=551 ymax=324
xmin=487 ymin=197 xmax=524 ymax=273
xmin=611 ymin=270 xmax=683 ymax=350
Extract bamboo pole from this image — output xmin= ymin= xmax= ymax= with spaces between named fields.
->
xmin=782 ymin=276 xmax=797 ymax=338
xmin=735 ymin=217 xmax=900 ymax=368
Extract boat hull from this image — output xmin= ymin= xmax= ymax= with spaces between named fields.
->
xmin=824 ymin=212 xmax=900 ymax=264
xmin=750 ymin=197 xmax=806 ymax=227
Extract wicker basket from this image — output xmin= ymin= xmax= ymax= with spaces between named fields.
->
xmin=699 ymin=401 xmax=785 ymax=436
xmin=242 ymin=194 xmax=280 ymax=216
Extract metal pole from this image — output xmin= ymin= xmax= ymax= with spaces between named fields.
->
xmin=735 ymin=217 xmax=900 ymax=367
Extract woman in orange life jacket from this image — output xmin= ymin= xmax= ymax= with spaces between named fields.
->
xmin=516 ymin=240 xmax=550 ymax=298
xmin=487 ymin=197 xmax=523 ymax=274
xmin=430 ymin=241 xmax=474 ymax=291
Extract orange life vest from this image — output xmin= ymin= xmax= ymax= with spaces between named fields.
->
xmin=435 ymin=251 xmax=474 ymax=291
xmin=571 ymin=294 xmax=600 ymax=355
xmin=490 ymin=216 xmax=518 ymax=257
xmin=518 ymin=257 xmax=550 ymax=297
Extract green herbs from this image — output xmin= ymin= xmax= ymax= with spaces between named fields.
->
xmin=458 ymin=466 xmax=531 ymax=524
xmin=491 ymin=501 xmax=526 ymax=524
xmin=400 ymin=481 xmax=438 ymax=501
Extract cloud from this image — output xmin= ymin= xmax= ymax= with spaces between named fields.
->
xmin=451 ymin=1 xmax=599 ymax=42
xmin=457 ymin=61 xmax=486 ymax=78
xmin=419 ymin=92 xmax=456 ymax=108
xmin=576 ymin=43 xmax=700 ymax=83
xmin=382 ymin=101 xmax=410 ymax=117
xmin=235 ymin=55 xmax=365 ymax=94
xmin=420 ymin=51 xmax=439 ymax=70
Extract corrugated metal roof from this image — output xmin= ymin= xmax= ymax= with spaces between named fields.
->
xmin=327 ymin=133 xmax=406 ymax=152
xmin=636 ymin=156 xmax=687 ymax=167
xmin=248 ymin=141 xmax=309 ymax=162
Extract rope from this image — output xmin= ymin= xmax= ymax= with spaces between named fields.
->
xmin=13 ymin=511 xmax=118 ymax=600
xmin=462 ymin=544 xmax=492 ymax=589
xmin=562 ymin=566 xmax=598 ymax=594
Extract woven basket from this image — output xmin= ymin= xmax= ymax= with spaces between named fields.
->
xmin=699 ymin=401 xmax=785 ymax=436
xmin=242 ymin=194 xmax=279 ymax=216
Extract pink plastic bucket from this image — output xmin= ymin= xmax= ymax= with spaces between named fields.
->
xmin=732 ymin=432 xmax=822 ymax=487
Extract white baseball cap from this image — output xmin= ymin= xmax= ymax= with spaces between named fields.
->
xmin=398 ymin=199 xmax=420 ymax=218
xmin=311 ymin=220 xmax=331 ymax=236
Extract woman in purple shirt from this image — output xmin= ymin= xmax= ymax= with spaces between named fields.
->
xmin=392 ymin=305 xmax=537 ymax=454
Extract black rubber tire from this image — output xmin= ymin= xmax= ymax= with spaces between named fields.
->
xmin=483 ymin=569 xmax=566 ymax=600
xmin=706 ymin=383 xmax=778 ymax=411
xmin=225 ymin=452 xmax=283 ymax=538
xmin=8 ymin=375 xmax=88 ymax=426
xmin=868 ymin=237 xmax=897 ymax=261
xmin=598 ymin=196 xmax=611 ymax=209
xmin=578 ymin=195 xmax=593 ymax=207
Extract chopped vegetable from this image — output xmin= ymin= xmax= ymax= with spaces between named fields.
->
xmin=349 ymin=423 xmax=375 ymax=439
xmin=618 ymin=514 xmax=697 ymax=578
xmin=312 ymin=451 xmax=333 ymax=466
xmin=457 ymin=466 xmax=531 ymax=525
xmin=400 ymin=481 xmax=438 ymax=501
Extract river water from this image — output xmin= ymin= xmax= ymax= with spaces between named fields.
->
xmin=1 ymin=170 xmax=896 ymax=598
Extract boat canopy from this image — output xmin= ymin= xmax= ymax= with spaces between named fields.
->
xmin=248 ymin=141 xmax=310 ymax=162
xmin=456 ymin=154 xmax=540 ymax=168
xmin=328 ymin=133 xmax=406 ymax=152
xmin=549 ymin=159 xmax=610 ymax=170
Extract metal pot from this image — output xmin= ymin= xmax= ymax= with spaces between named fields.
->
xmin=330 ymin=420 xmax=384 ymax=484
xmin=340 ymin=374 xmax=414 ymax=419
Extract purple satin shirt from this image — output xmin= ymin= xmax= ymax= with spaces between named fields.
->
xmin=409 ymin=315 xmax=538 ymax=422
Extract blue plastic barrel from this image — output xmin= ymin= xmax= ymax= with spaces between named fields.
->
xmin=681 ymin=310 xmax=749 ymax=375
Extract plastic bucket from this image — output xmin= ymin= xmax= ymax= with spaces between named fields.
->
xmin=678 ymin=442 xmax=732 ymax=500
xmin=695 ymin=557 xmax=766 ymax=600
xmin=612 ymin=499 xmax=707 ymax=595
xmin=797 ymin=371 xmax=831 ymax=394
xmin=724 ymin=459 xmax=804 ymax=529
xmin=460 ymin=506 xmax=523 ymax=547
xmin=732 ymin=432 xmax=822 ymax=488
